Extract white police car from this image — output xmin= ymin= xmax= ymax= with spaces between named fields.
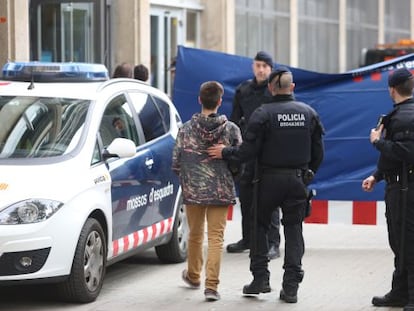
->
xmin=0 ymin=62 xmax=187 ymax=302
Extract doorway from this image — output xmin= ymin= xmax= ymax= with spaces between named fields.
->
xmin=29 ymin=0 xmax=107 ymax=64
xmin=150 ymin=7 xmax=184 ymax=95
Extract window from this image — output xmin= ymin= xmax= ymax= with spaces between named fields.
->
xmin=186 ymin=11 xmax=198 ymax=47
xmin=128 ymin=92 xmax=167 ymax=142
xmin=152 ymin=96 xmax=171 ymax=131
xmin=346 ymin=0 xmax=379 ymax=69
xmin=298 ymin=0 xmax=339 ymax=72
xmin=235 ymin=0 xmax=290 ymax=65
xmin=99 ymin=94 xmax=140 ymax=148
xmin=0 ymin=96 xmax=89 ymax=158
xmin=384 ymin=0 xmax=411 ymax=43
xmin=91 ymin=141 xmax=102 ymax=165
xmin=29 ymin=0 xmax=106 ymax=64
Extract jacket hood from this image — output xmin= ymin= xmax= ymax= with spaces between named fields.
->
xmin=189 ymin=113 xmax=228 ymax=146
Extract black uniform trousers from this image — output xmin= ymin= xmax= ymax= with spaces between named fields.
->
xmin=250 ymin=170 xmax=307 ymax=295
xmin=239 ymin=160 xmax=280 ymax=248
xmin=385 ymin=180 xmax=414 ymax=303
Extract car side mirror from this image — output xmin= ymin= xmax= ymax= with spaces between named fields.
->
xmin=103 ymin=138 xmax=136 ymax=159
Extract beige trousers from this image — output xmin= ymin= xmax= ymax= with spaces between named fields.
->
xmin=185 ymin=204 xmax=228 ymax=291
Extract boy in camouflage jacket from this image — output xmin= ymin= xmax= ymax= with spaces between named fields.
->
xmin=172 ymin=81 xmax=241 ymax=301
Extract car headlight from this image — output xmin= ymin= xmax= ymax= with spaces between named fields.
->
xmin=0 ymin=199 xmax=63 ymax=224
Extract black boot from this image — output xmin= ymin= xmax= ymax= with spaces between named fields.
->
xmin=372 ymin=292 xmax=407 ymax=307
xmin=404 ymin=304 xmax=414 ymax=311
xmin=242 ymin=278 xmax=271 ymax=295
xmin=226 ymin=239 xmax=249 ymax=253
xmin=280 ymin=289 xmax=297 ymax=303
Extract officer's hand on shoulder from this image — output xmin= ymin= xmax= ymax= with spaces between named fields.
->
xmin=207 ymin=144 xmax=225 ymax=159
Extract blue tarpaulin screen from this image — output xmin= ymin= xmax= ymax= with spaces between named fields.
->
xmin=172 ymin=45 xmax=414 ymax=201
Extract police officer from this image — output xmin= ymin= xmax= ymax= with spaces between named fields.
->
xmin=208 ymin=67 xmax=324 ymax=303
xmin=362 ymin=67 xmax=414 ymax=311
xmin=227 ymin=51 xmax=281 ymax=260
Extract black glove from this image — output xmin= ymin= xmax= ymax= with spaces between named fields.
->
xmin=302 ymin=169 xmax=315 ymax=185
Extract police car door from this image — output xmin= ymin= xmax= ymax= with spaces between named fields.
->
xmin=99 ymin=93 xmax=155 ymax=242
xmin=127 ymin=91 xmax=178 ymax=223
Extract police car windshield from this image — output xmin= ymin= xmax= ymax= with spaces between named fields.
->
xmin=0 ymin=96 xmax=90 ymax=159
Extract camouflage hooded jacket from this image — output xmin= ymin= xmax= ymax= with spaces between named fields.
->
xmin=172 ymin=112 xmax=242 ymax=206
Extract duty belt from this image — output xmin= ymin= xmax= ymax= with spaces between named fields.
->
xmin=260 ymin=167 xmax=303 ymax=176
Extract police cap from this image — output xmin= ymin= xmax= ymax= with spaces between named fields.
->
xmin=254 ymin=51 xmax=273 ymax=68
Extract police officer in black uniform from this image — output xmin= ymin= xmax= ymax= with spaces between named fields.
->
xmin=227 ymin=51 xmax=281 ymax=259
xmin=208 ymin=67 xmax=324 ymax=303
xmin=362 ymin=67 xmax=414 ymax=311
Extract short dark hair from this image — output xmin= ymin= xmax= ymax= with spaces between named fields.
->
xmin=394 ymin=79 xmax=414 ymax=97
xmin=134 ymin=64 xmax=149 ymax=81
xmin=199 ymin=81 xmax=224 ymax=110
xmin=112 ymin=63 xmax=133 ymax=78
xmin=269 ymin=67 xmax=292 ymax=89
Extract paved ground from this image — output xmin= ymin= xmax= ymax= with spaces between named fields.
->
xmin=0 ymin=217 xmax=399 ymax=311
xmin=214 ymin=220 xmax=396 ymax=311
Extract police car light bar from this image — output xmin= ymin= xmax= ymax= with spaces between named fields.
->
xmin=2 ymin=62 xmax=109 ymax=82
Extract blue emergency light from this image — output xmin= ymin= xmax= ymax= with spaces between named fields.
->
xmin=1 ymin=62 xmax=109 ymax=82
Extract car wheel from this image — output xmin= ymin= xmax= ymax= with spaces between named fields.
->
xmin=155 ymin=194 xmax=188 ymax=263
xmin=57 ymin=218 xmax=107 ymax=302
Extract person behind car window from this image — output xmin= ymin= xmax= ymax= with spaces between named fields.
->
xmin=112 ymin=62 xmax=133 ymax=78
xmin=112 ymin=117 xmax=127 ymax=138
xmin=134 ymin=64 xmax=149 ymax=82
xmin=172 ymin=81 xmax=242 ymax=302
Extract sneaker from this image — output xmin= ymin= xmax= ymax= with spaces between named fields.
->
xmin=181 ymin=269 xmax=200 ymax=289
xmin=226 ymin=239 xmax=249 ymax=253
xmin=204 ymin=288 xmax=220 ymax=301
xmin=279 ymin=289 xmax=298 ymax=303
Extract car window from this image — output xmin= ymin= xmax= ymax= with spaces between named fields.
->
xmin=91 ymin=141 xmax=102 ymax=165
xmin=128 ymin=92 xmax=167 ymax=142
xmin=152 ymin=96 xmax=171 ymax=131
xmin=0 ymin=96 xmax=89 ymax=158
xmin=99 ymin=94 xmax=140 ymax=148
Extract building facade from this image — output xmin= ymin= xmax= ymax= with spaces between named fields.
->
xmin=236 ymin=0 xmax=414 ymax=72
xmin=0 ymin=0 xmax=413 ymax=95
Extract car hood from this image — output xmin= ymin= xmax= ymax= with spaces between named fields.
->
xmin=0 ymin=162 xmax=99 ymax=210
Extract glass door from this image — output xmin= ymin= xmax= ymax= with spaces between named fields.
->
xmin=150 ymin=7 xmax=184 ymax=95
xmin=61 ymin=2 xmax=93 ymax=62
xmin=29 ymin=0 xmax=106 ymax=64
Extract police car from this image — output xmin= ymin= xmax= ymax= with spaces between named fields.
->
xmin=0 ymin=62 xmax=187 ymax=302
